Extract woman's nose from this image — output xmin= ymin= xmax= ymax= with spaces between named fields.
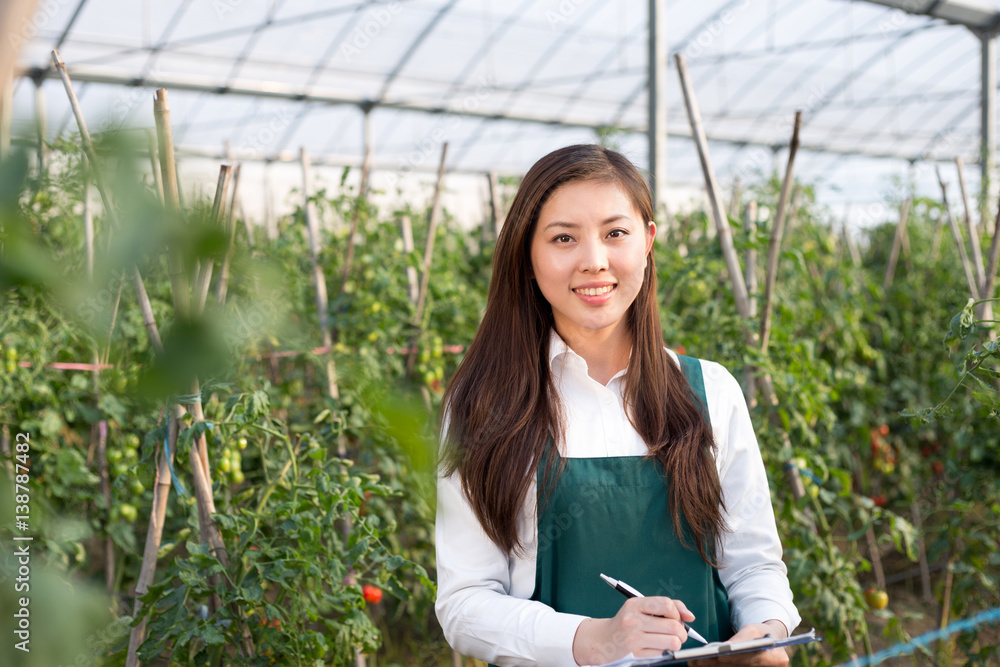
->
xmin=579 ymin=239 xmax=608 ymax=273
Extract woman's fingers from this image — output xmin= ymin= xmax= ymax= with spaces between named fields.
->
xmin=573 ymin=597 xmax=696 ymax=663
xmin=636 ymin=595 xmax=694 ymax=622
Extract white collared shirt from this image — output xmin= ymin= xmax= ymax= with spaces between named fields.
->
xmin=435 ymin=331 xmax=801 ymax=666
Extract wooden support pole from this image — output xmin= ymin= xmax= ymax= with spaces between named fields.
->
xmin=154 ymin=89 xmax=253 ymax=661
xmin=0 ymin=0 xmax=38 ymax=108
xmin=743 ymin=201 xmax=759 ymax=406
xmin=759 ymin=112 xmax=802 ymax=353
xmin=0 ymin=65 xmax=10 ymax=161
xmin=675 ymin=59 xmax=810 ymax=511
xmin=193 ymin=164 xmax=232 ymax=313
xmin=407 ymin=143 xmax=449 ymax=376
xmin=937 ymin=167 xmax=982 ymax=300
xmin=956 ymin=157 xmax=986 ymax=290
xmin=729 ymin=178 xmax=742 ymax=221
xmin=82 ymin=173 xmax=115 ymax=595
xmin=400 ymin=214 xmax=419 ymax=304
xmin=216 ymin=162 xmax=242 ymax=304
xmin=488 ymin=171 xmax=502 ymax=241
xmin=981 ymin=201 xmax=1000 ymax=322
xmin=675 ymin=54 xmax=750 ymax=318
xmin=264 ymin=161 xmax=277 ymax=241
xmin=300 ymin=147 xmax=341 ymax=402
xmin=49 ymin=59 xmax=180 ymax=664
xmin=865 ymin=525 xmax=886 ymax=592
xmin=34 ymin=77 xmax=47 ymax=176
xmin=882 ymin=199 xmax=912 ymax=293
xmin=126 ymin=404 xmax=179 ymax=667
xmin=339 ymin=110 xmax=374 ymax=297
xmin=910 ymin=501 xmax=933 ymax=603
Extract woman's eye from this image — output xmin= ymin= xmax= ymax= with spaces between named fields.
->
xmin=554 ymin=234 xmax=573 ymax=243
xmin=608 ymin=229 xmax=628 ymax=239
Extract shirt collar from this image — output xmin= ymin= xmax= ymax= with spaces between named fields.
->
xmin=546 ymin=329 xmax=630 ymax=383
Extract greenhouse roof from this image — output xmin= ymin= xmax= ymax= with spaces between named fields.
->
xmin=10 ymin=0 xmax=1000 ymax=221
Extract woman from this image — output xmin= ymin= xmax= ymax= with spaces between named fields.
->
xmin=435 ymin=145 xmax=799 ymax=666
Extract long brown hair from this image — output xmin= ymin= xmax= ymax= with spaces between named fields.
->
xmin=441 ymin=144 xmax=725 ymax=564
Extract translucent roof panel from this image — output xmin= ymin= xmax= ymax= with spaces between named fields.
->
xmin=10 ymin=0 xmax=1000 ymax=226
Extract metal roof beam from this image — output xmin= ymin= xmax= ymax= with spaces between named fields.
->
xmin=16 ymin=64 xmax=950 ymax=163
xmin=858 ymin=0 xmax=1000 ymax=33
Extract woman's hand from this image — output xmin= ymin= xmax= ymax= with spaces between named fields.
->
xmin=572 ymin=597 xmax=694 ymax=665
xmin=692 ymin=620 xmax=790 ymax=666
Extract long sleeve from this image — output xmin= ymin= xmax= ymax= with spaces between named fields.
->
xmin=701 ymin=360 xmax=801 ymax=634
xmin=435 ymin=471 xmax=587 ymax=666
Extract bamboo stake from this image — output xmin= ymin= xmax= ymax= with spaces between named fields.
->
xmin=910 ymin=501 xmax=933 ymax=603
xmin=154 ymin=89 xmax=254 ymax=660
xmin=147 ymin=129 xmax=164 ymax=204
xmin=52 ymin=51 xmax=120 ymax=224
xmin=84 ymin=174 xmax=116 ymax=596
xmin=407 ymin=143 xmax=449 ymax=376
xmin=193 ymin=164 xmax=232 ymax=313
xmin=882 ymin=199 xmax=912 ymax=293
xmin=0 ymin=0 xmax=38 ymax=111
xmin=956 ymin=157 xmax=986 ymax=290
xmin=126 ymin=404 xmax=179 ymax=667
xmin=339 ymin=112 xmax=373 ymax=297
xmin=743 ymin=201 xmax=758 ymax=407
xmin=936 ymin=556 xmax=956 ymax=665
xmin=50 ymin=54 xmax=179 ymax=665
xmin=759 ymin=112 xmax=803 ymax=354
xmin=675 ymin=54 xmax=751 ymax=317
xmin=674 ymin=57 xmax=808 ymax=507
xmin=300 ymin=146 xmax=341 ymax=402
xmin=865 ymin=525 xmax=886 ymax=592
xmin=488 ymin=171 xmax=502 ymax=241
xmin=216 ymin=163 xmax=242 ymax=304
xmin=728 ymin=178 xmax=742 ymax=220
xmin=936 ymin=167 xmax=981 ymax=300
xmin=400 ymin=215 xmax=419 ymax=304
xmin=978 ymin=201 xmax=1000 ymax=324
xmin=34 ymin=78 xmax=47 ymax=177
xmin=0 ymin=66 xmax=11 ymax=161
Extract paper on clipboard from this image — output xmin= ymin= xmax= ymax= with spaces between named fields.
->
xmin=595 ymin=628 xmax=820 ymax=666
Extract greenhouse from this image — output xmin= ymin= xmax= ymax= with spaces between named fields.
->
xmin=1 ymin=0 xmax=999 ymax=665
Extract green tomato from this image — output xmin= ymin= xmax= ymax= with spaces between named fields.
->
xmin=129 ymin=478 xmax=145 ymax=495
xmin=5 ymin=360 xmax=16 ymax=374
xmin=230 ymin=469 xmax=245 ymax=484
xmin=5 ymin=347 xmax=17 ymax=362
xmin=219 ymin=458 xmax=232 ymax=474
xmin=237 ymin=437 xmax=248 ymax=450
xmin=107 ymin=449 xmax=124 ymax=464
xmin=126 ymin=434 xmax=140 ymax=448
xmin=119 ymin=504 xmax=138 ymax=523
xmin=112 ymin=462 xmax=128 ymax=478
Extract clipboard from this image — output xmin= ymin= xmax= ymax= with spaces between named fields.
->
xmin=596 ymin=628 xmax=821 ymax=666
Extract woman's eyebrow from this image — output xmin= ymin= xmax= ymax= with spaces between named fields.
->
xmin=539 ymin=214 xmax=632 ymax=231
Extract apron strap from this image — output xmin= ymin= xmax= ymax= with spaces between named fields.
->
xmin=675 ymin=353 xmax=711 ymax=428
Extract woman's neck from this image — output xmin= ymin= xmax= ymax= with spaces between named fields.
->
xmin=557 ymin=324 xmax=632 ymax=386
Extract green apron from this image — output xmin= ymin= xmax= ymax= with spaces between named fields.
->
xmin=530 ymin=354 xmax=733 ymax=659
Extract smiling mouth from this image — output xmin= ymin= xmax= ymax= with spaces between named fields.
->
xmin=573 ymin=285 xmax=615 ymax=296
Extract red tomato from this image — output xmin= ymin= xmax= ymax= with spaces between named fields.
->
xmin=362 ymin=584 xmax=383 ymax=605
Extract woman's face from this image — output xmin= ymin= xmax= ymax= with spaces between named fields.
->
xmin=529 ymin=179 xmax=655 ymax=343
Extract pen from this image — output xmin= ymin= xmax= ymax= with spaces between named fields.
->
xmin=599 ymin=573 xmax=709 ymax=645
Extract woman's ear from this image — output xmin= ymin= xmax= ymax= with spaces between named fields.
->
xmin=645 ymin=221 xmax=657 ymax=255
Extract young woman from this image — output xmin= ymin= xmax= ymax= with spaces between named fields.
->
xmin=435 ymin=145 xmax=799 ymax=666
